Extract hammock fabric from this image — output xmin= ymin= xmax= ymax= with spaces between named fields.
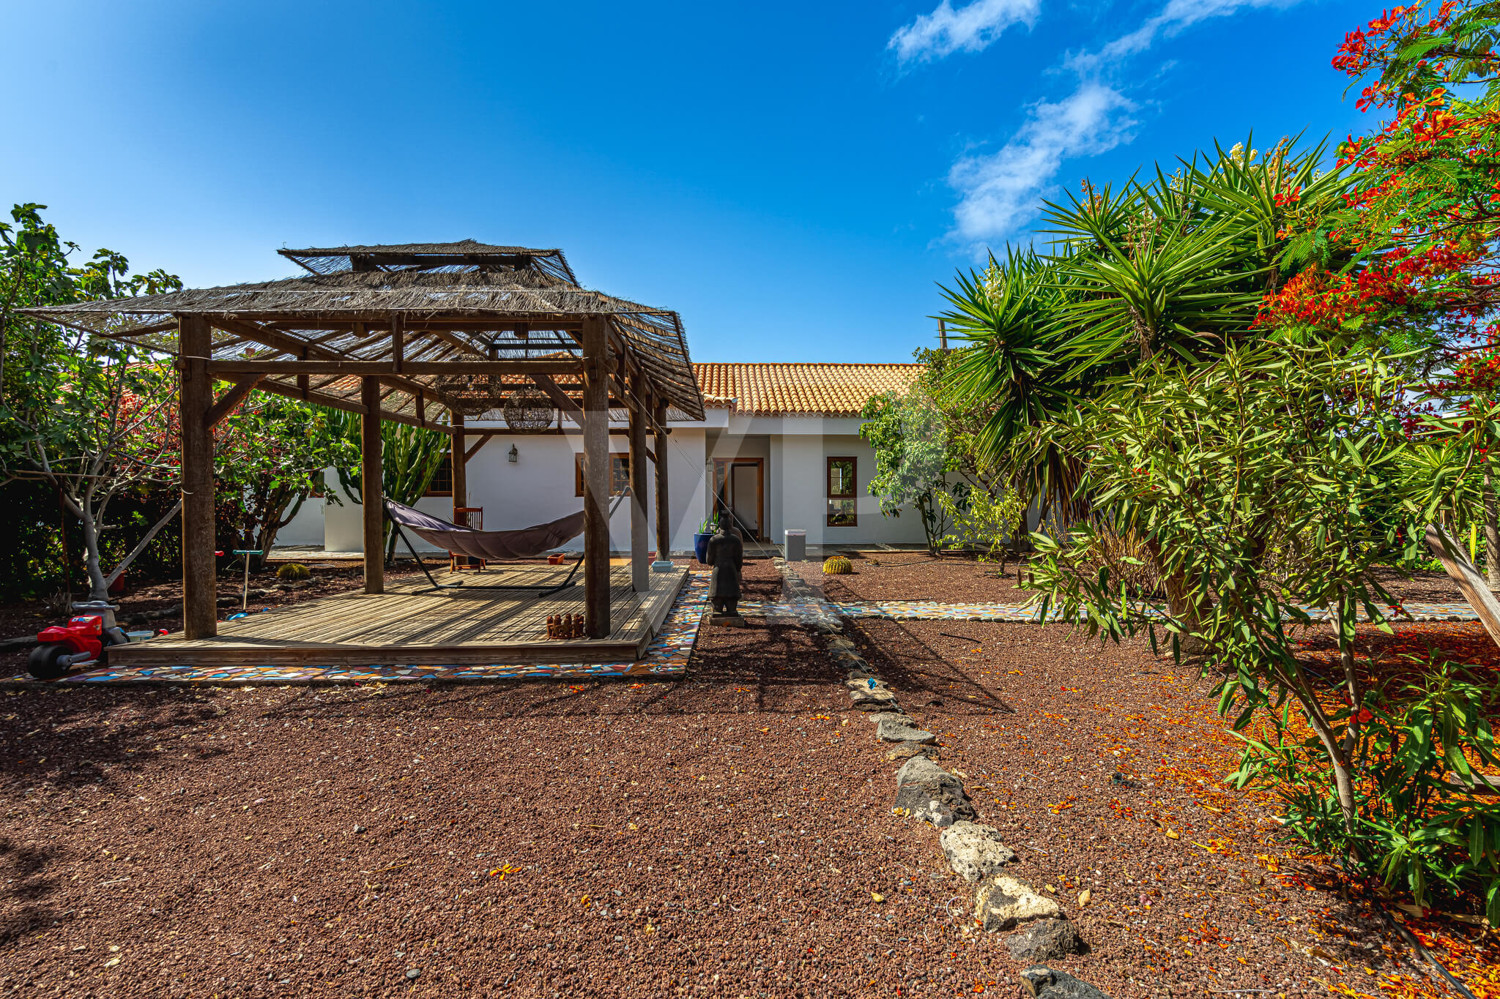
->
xmin=384 ymin=499 xmax=584 ymax=560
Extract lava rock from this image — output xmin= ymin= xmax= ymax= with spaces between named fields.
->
xmin=893 ymin=756 xmax=975 ymax=826
xmin=876 ymin=716 xmax=936 ymax=744
xmin=884 ymin=741 xmax=939 ymax=762
xmin=975 ymin=875 xmax=1063 ymax=931
xmin=1017 ymin=966 xmax=1111 ymax=998
xmin=939 ymin=821 xmax=1016 ymax=881
xmin=1005 ymin=918 xmax=1084 ymax=962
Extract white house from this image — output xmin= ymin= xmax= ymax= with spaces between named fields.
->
xmin=280 ymin=362 xmax=929 ymax=556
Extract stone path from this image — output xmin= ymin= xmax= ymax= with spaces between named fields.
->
xmin=770 ymin=560 xmax=1110 ymax=997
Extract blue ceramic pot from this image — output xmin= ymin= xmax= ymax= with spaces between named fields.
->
xmin=693 ymin=532 xmax=713 ymax=564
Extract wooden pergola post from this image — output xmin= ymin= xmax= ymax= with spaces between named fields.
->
xmin=627 ymin=374 xmax=650 ymax=593
xmin=361 ymin=377 xmax=385 ymax=594
xmin=581 ymin=317 xmax=611 ymax=637
xmin=654 ymin=398 xmax=670 ymax=560
xmin=178 ymin=314 xmax=217 ymax=639
xmin=450 ymin=409 xmax=467 ymax=521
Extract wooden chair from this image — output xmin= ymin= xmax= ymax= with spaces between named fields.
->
xmin=450 ymin=506 xmax=486 ymax=572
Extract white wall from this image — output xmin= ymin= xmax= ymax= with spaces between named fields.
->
xmin=315 ymin=425 xmax=709 ymax=556
xmin=276 ymin=409 xmax=930 ymax=555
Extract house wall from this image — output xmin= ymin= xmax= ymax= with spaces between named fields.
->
xmin=313 ymin=425 xmax=709 ymax=556
xmin=276 ymin=410 xmax=930 ymax=556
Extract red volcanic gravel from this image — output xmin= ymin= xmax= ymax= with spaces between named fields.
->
xmin=800 ymin=552 xmax=1035 ymax=604
xmin=0 ymin=558 xmax=1482 ymax=998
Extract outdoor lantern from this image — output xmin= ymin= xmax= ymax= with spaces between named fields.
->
xmin=508 ymin=444 xmax=519 ymax=463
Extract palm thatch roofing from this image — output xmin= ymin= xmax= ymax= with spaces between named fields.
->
xmin=22 ymin=240 xmax=705 ymax=424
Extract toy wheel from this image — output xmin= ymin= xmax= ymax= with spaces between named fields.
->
xmin=27 ymin=644 xmax=71 ymax=680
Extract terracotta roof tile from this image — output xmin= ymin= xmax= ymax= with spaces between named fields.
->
xmin=693 ymin=363 xmax=922 ymax=417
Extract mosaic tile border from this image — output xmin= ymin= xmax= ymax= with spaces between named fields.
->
xmin=2 ymin=574 xmax=711 ymax=687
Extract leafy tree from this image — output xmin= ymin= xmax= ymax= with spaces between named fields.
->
xmin=0 ymin=205 xmax=184 ymax=599
xmin=216 ymin=396 xmax=357 ymax=561
xmin=1027 ymin=340 xmax=1500 ymax=918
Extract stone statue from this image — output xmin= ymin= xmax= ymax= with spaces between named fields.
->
xmin=704 ymin=520 xmax=745 ymax=623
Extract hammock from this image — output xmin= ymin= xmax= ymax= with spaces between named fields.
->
xmin=382 ymin=497 xmax=621 ymax=596
xmin=385 ymin=498 xmax=584 ymax=560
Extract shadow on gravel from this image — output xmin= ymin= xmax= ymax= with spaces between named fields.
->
xmin=843 ymin=618 xmax=1015 ymax=716
xmin=0 ymin=838 xmax=61 ymax=948
xmin=0 ymin=688 xmax=218 ymax=793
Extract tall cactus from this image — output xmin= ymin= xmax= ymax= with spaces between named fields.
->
xmin=330 ymin=414 xmax=450 ymax=560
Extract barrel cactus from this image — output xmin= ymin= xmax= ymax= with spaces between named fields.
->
xmin=822 ymin=555 xmax=853 ymax=575
xmin=277 ymin=563 xmax=311 ymax=581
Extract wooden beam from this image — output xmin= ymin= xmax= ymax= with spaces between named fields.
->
xmin=464 ymin=432 xmax=498 ymax=462
xmin=581 ymin=317 xmax=611 ymax=639
xmin=628 ymin=375 xmax=650 ymax=593
xmin=391 ymin=315 xmax=405 ymax=374
xmin=249 ymin=378 xmax=433 ymax=431
xmin=205 ymin=315 xmax=465 ymax=412
xmin=530 ymin=373 xmax=584 ymax=425
xmin=361 ymin=378 xmax=385 ymax=595
xmin=178 ymin=315 xmax=217 ymax=640
xmin=203 ymin=374 xmax=264 ymax=429
xmin=205 ymin=359 xmax=581 ymax=376
xmin=654 ymin=398 xmax=671 ymax=560
xmin=451 ymin=410 xmax=467 ymax=524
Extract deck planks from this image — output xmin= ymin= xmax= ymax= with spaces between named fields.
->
xmin=110 ymin=565 xmax=688 ymax=668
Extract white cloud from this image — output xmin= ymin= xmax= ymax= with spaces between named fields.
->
xmin=1082 ymin=0 xmax=1304 ymax=68
xmin=888 ymin=0 xmax=1040 ymax=64
xmin=943 ymin=0 xmax=1308 ymax=245
xmin=949 ymin=82 xmax=1137 ymax=245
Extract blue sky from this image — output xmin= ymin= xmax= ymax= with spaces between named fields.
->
xmin=4 ymin=0 xmax=1374 ymax=362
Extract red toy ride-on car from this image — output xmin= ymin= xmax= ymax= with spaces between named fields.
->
xmin=28 ymin=601 xmax=132 ymax=680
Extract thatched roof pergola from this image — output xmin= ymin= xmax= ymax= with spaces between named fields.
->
xmin=22 ymin=241 xmax=698 ymax=642
xmin=27 ymin=240 xmax=705 ymax=427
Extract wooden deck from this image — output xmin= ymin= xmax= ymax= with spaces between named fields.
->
xmin=110 ymin=564 xmax=689 ymax=668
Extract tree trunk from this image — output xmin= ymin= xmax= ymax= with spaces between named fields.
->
xmin=1485 ymin=469 xmax=1500 ymax=591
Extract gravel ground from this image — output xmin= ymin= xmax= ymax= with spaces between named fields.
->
xmin=0 ymin=557 xmax=1485 ymax=998
xmin=0 ymin=563 xmax=1010 ymax=998
xmin=806 ymin=552 xmax=1463 ymax=608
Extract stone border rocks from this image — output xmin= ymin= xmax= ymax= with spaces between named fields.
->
xmin=773 ymin=558 xmax=1107 ymax=991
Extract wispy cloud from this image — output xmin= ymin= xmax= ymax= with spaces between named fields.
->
xmin=949 ymin=83 xmax=1137 ymax=244
xmin=888 ymin=0 xmax=1041 ymax=64
xmin=1080 ymin=0 xmax=1304 ymax=68
xmin=944 ymin=0 xmax=1307 ymax=247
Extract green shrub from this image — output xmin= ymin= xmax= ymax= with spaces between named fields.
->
xmin=276 ymin=563 xmax=311 ymax=581
xmin=1231 ymin=659 xmax=1500 ymax=921
xmin=822 ymin=555 xmax=853 ymax=575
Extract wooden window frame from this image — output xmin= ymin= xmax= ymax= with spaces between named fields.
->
xmin=574 ymin=452 xmax=631 ymax=497
xmin=826 ymin=455 xmax=857 ymax=528
xmin=424 ymin=453 xmax=453 ymax=498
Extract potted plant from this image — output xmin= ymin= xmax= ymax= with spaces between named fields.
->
xmin=694 ymin=513 xmax=719 ymax=564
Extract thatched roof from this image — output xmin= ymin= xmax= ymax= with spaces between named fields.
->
xmin=280 ymin=240 xmax=578 ymax=285
xmin=22 ymin=242 xmax=704 ymax=423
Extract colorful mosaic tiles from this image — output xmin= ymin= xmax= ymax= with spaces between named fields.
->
xmin=2 ymin=575 xmax=711 ymax=687
xmin=739 ymin=598 xmax=1483 ymax=625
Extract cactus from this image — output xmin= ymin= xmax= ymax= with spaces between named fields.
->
xmin=276 ymin=563 xmax=311 ymax=581
xmin=822 ymin=555 xmax=853 ymax=575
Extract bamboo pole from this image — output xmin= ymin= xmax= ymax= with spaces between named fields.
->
xmin=179 ymin=315 xmax=217 ymax=639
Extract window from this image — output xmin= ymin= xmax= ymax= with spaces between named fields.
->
xmin=425 ymin=454 xmax=453 ymax=497
xmin=574 ymin=453 xmax=631 ymax=497
xmin=826 ymin=456 xmax=857 ymax=527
